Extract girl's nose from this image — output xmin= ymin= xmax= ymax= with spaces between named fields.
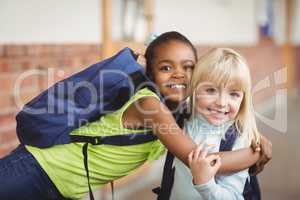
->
xmin=215 ymin=93 xmax=227 ymax=107
xmin=172 ymin=67 xmax=185 ymax=79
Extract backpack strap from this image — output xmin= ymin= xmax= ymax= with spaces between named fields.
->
xmin=152 ymin=107 xmax=188 ymax=200
xmin=219 ymin=126 xmax=261 ymax=200
xmin=70 ymin=131 xmax=157 ymax=145
xmin=243 ymin=175 xmax=261 ymax=200
xmin=79 ymin=131 xmax=157 ymax=200
xmin=219 ymin=125 xmax=238 ymax=151
xmin=110 ymin=181 xmax=115 ymax=200
xmin=152 ymin=151 xmax=175 ymax=200
xmin=82 ymin=143 xmax=95 ymax=200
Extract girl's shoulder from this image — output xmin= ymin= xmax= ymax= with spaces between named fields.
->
xmin=122 ymin=87 xmax=161 ymax=111
xmin=134 ymin=87 xmax=160 ymax=98
xmin=121 ymin=87 xmax=164 ymax=129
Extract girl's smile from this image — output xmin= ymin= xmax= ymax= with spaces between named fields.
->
xmin=164 ymin=83 xmax=187 ymax=89
xmin=195 ymin=81 xmax=244 ymax=126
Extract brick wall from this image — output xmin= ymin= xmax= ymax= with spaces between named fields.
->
xmin=0 ymin=42 xmax=298 ymax=158
xmin=0 ymin=44 xmax=101 ymax=157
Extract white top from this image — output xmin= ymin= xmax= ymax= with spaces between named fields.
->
xmin=170 ymin=115 xmax=250 ymax=200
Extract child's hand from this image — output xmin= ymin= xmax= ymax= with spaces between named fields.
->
xmin=188 ymin=145 xmax=221 ymax=185
xmin=133 ymin=51 xmax=146 ymax=69
xmin=251 ymin=139 xmax=261 ymax=153
xmin=251 ymin=135 xmax=272 ymax=175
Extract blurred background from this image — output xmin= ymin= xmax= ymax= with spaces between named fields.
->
xmin=0 ymin=0 xmax=299 ymax=199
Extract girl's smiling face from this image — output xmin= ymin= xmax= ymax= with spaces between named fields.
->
xmin=195 ymin=81 xmax=244 ymax=126
xmin=151 ymin=41 xmax=196 ymax=103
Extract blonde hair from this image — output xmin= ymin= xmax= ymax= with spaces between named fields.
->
xmin=190 ymin=48 xmax=260 ymax=144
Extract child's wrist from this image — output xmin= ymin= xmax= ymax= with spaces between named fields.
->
xmin=192 ymin=177 xmax=212 ymax=185
xmin=194 ymin=178 xmax=216 ymax=193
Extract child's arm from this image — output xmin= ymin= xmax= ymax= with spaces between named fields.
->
xmin=136 ymin=97 xmax=197 ymax=164
xmin=214 ymin=148 xmax=260 ymax=174
xmin=135 ymin=97 xmax=263 ymax=173
xmin=215 ymin=133 xmax=272 ymax=174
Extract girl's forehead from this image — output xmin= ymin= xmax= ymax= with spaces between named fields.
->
xmin=197 ymin=79 xmax=244 ymax=90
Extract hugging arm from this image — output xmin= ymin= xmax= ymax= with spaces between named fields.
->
xmin=135 ymin=97 xmax=268 ymax=174
xmin=215 ymin=148 xmax=260 ymax=174
xmin=216 ymin=133 xmax=272 ymax=174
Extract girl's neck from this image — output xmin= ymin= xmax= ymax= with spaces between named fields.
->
xmin=194 ymin=113 xmax=234 ymax=130
xmin=186 ymin=113 xmax=234 ymax=142
xmin=165 ymin=100 xmax=187 ymax=114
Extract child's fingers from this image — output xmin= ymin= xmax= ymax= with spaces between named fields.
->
xmin=193 ymin=145 xmax=202 ymax=160
xmin=213 ymin=157 xmax=222 ymax=170
xmin=188 ymin=151 xmax=194 ymax=166
xmin=136 ymin=55 xmax=146 ymax=68
xmin=205 ymin=144 xmax=215 ymax=150
xmin=209 ymin=156 xmax=221 ymax=175
xmin=198 ymin=148 xmax=208 ymax=160
xmin=197 ymin=141 xmax=206 ymax=149
xmin=205 ymin=154 xmax=220 ymax=164
xmin=255 ymin=147 xmax=261 ymax=152
xmin=251 ymin=140 xmax=261 ymax=152
xmin=192 ymin=140 xmax=209 ymax=160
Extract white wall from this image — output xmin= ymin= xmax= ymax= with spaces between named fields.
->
xmin=272 ymin=0 xmax=286 ymax=45
xmin=0 ymin=0 xmax=299 ymax=45
xmin=0 ymin=0 xmax=101 ymax=43
xmin=154 ymin=0 xmax=258 ymax=45
xmin=291 ymin=0 xmax=300 ymax=44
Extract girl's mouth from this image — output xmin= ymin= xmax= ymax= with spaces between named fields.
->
xmin=207 ymin=108 xmax=229 ymax=115
xmin=165 ymin=83 xmax=187 ymax=89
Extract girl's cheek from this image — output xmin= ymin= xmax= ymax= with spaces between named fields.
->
xmin=196 ymin=99 xmax=208 ymax=113
xmin=230 ymin=102 xmax=242 ymax=118
xmin=231 ymin=108 xmax=239 ymax=118
xmin=197 ymin=95 xmax=212 ymax=106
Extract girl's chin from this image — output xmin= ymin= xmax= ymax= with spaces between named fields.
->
xmin=165 ymin=98 xmax=184 ymax=106
xmin=164 ymin=93 xmax=187 ymax=103
xmin=210 ymin=121 xmax=224 ymax=126
xmin=208 ymin=118 xmax=229 ymax=126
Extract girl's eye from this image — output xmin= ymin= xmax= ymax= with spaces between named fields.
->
xmin=160 ymin=65 xmax=172 ymax=71
xmin=230 ymin=92 xmax=241 ymax=98
xmin=206 ymin=87 xmax=217 ymax=94
xmin=184 ymin=64 xmax=195 ymax=71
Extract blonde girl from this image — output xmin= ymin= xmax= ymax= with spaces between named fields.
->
xmin=170 ymin=47 xmax=262 ymax=200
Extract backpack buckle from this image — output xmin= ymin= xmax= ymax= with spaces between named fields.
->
xmin=93 ymin=137 xmax=103 ymax=145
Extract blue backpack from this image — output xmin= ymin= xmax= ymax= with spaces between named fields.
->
xmin=16 ymin=47 xmax=260 ymax=199
xmin=16 ymin=48 xmax=159 ymax=200
xmin=16 ymin=47 xmax=159 ymax=148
